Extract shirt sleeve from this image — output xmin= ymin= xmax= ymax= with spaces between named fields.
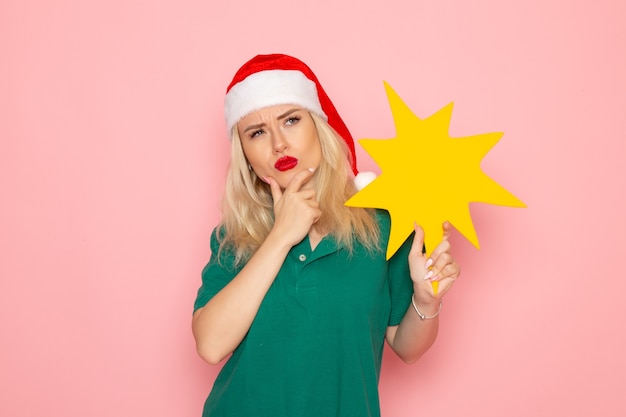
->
xmin=376 ymin=210 xmax=414 ymax=326
xmin=193 ymin=227 xmax=241 ymax=313
xmin=387 ymin=233 xmax=415 ymax=326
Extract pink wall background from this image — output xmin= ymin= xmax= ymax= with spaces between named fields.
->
xmin=2 ymin=0 xmax=625 ymax=416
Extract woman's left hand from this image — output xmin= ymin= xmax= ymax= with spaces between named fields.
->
xmin=408 ymin=222 xmax=460 ymax=303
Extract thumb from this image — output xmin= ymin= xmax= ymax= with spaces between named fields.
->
xmin=410 ymin=223 xmax=426 ymax=259
xmin=266 ymin=176 xmax=282 ymax=204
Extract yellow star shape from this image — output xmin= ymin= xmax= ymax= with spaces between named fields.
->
xmin=346 ymin=82 xmax=526 ymax=261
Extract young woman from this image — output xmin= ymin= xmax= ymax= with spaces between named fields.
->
xmin=192 ymin=53 xmax=460 ymax=416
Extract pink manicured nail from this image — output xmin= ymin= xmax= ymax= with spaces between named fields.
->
xmin=425 ymin=258 xmax=433 ymax=268
xmin=262 ymin=176 xmax=270 ymax=183
xmin=430 ymin=275 xmax=439 ymax=281
xmin=424 ymin=270 xmax=434 ymax=280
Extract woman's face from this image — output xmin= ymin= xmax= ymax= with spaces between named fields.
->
xmin=237 ymin=104 xmax=322 ymax=190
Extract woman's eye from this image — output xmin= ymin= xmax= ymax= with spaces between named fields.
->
xmin=250 ymin=129 xmax=264 ymax=138
xmin=285 ymin=116 xmax=300 ymax=126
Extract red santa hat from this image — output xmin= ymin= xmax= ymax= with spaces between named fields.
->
xmin=224 ymin=53 xmax=374 ymax=188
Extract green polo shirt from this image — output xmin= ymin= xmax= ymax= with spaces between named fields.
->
xmin=194 ymin=210 xmax=414 ymax=417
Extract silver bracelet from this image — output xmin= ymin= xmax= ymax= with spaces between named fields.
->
xmin=411 ymin=295 xmax=442 ymax=320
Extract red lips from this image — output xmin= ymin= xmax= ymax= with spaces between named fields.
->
xmin=274 ymin=156 xmax=298 ymax=172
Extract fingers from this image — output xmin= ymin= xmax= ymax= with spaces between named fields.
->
xmin=267 ymin=177 xmax=282 ymax=204
xmin=285 ymin=168 xmax=315 ymax=194
xmin=423 ymin=222 xmax=460 ymax=282
xmin=442 ymin=221 xmax=452 ymax=241
xmin=423 ymin=222 xmax=450 ymax=267
xmin=268 ymin=168 xmax=320 ymax=247
xmin=267 ymin=168 xmax=315 ymax=206
xmin=428 ymin=246 xmax=460 ymax=282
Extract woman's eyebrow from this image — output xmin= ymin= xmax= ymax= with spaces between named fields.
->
xmin=243 ymin=122 xmax=265 ymax=133
xmin=243 ymin=108 xmax=301 ymax=133
xmin=276 ymin=108 xmax=300 ymax=120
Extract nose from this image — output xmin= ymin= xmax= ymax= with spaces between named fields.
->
xmin=272 ymin=130 xmax=288 ymax=154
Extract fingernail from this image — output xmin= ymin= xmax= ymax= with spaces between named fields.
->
xmin=308 ymin=167 xmax=315 ymax=172
xmin=430 ymin=275 xmax=439 ymax=282
xmin=262 ymin=176 xmax=270 ymax=183
xmin=425 ymin=258 xmax=433 ymax=269
xmin=424 ymin=270 xmax=434 ymax=280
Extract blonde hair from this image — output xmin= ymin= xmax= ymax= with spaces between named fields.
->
xmin=218 ymin=112 xmax=379 ymax=265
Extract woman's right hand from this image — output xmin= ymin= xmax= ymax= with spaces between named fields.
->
xmin=193 ymin=168 xmax=319 ymax=364
xmin=266 ymin=168 xmax=321 ymax=247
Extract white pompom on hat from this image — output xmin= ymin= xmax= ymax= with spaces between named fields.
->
xmin=224 ymin=53 xmax=375 ymax=188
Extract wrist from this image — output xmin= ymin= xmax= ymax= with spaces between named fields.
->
xmin=411 ymin=295 xmax=442 ymax=320
xmin=411 ymin=288 xmax=439 ymax=310
xmin=264 ymin=229 xmax=297 ymax=255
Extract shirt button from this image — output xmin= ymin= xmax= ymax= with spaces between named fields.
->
xmin=298 ymin=254 xmax=307 ymax=262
